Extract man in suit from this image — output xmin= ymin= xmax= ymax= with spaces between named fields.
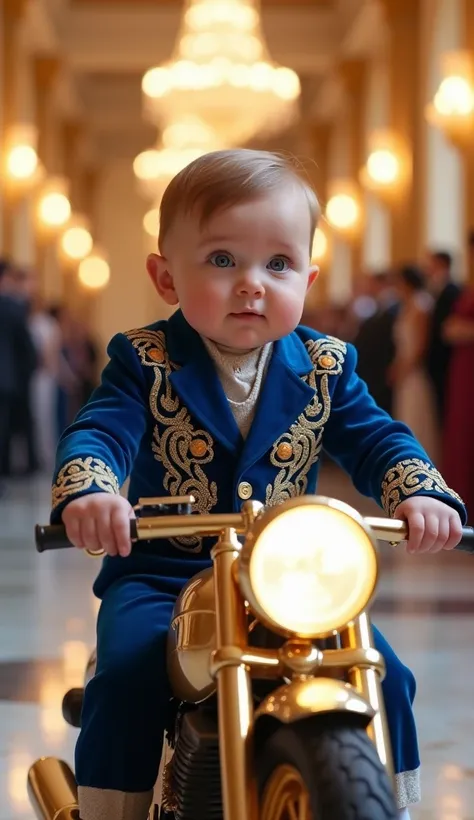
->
xmin=353 ymin=271 xmax=399 ymax=415
xmin=424 ymin=251 xmax=462 ymax=425
xmin=0 ymin=259 xmax=38 ymax=478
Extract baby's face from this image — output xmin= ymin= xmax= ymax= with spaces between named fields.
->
xmin=149 ymin=183 xmax=318 ymax=350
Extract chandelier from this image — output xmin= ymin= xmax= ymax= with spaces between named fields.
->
xmin=133 ymin=116 xmax=220 ymax=200
xmin=141 ymin=0 xmax=301 ymax=146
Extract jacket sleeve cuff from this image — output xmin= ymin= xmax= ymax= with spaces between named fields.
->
xmin=51 ymin=456 xmax=120 ymax=522
xmin=381 ymin=458 xmax=467 ymax=523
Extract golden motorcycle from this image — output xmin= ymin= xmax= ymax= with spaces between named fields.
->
xmin=28 ymin=494 xmax=474 ymax=820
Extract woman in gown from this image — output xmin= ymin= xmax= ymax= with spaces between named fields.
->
xmin=29 ymin=302 xmax=62 ymax=470
xmin=390 ymin=266 xmax=439 ymax=462
xmin=442 ymin=286 xmax=474 ymax=521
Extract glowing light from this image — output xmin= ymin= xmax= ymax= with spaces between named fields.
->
xmin=311 ymin=227 xmax=328 ymax=262
xmin=78 ymin=252 xmax=110 ymax=290
xmin=366 ymin=149 xmax=400 ymax=185
xmin=434 ymin=75 xmax=474 ymax=116
xmin=326 ymin=193 xmax=359 ymax=232
xmin=143 ymin=207 xmax=160 ymax=237
xmin=61 ymin=218 xmax=93 ymax=261
xmin=38 ymin=177 xmax=71 ymax=228
xmin=7 ymin=145 xmax=38 ymax=180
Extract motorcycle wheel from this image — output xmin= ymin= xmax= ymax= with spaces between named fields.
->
xmin=257 ymin=716 xmax=398 ymax=820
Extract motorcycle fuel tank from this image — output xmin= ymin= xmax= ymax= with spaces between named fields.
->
xmin=167 ymin=567 xmax=217 ymax=703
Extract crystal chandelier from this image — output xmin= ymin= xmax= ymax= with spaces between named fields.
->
xmin=133 ymin=116 xmax=221 ymax=200
xmin=141 ymin=0 xmax=301 ymax=146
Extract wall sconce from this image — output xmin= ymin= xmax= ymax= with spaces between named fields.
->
xmin=360 ymin=129 xmax=411 ymax=202
xmin=60 ymin=214 xmax=94 ymax=261
xmin=37 ymin=176 xmax=71 ymax=231
xmin=78 ymin=247 xmax=110 ymax=290
xmin=425 ymin=50 xmax=474 ymax=148
xmin=311 ymin=226 xmax=329 ymax=262
xmin=3 ymin=124 xmax=43 ymax=193
xmin=143 ymin=204 xmax=161 ymax=238
xmin=325 ymin=180 xmax=362 ymax=238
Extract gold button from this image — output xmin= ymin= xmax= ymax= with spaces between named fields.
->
xmin=189 ymin=438 xmax=207 ymax=458
xmin=148 ymin=347 xmax=165 ymax=363
xmin=277 ymin=442 xmax=293 ymax=461
xmin=238 ymin=481 xmax=253 ymax=500
xmin=319 ymin=354 xmax=336 ymax=369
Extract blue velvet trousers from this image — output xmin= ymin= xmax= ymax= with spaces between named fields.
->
xmin=76 ymin=574 xmax=420 ymax=794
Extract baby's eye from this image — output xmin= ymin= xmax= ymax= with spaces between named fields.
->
xmin=268 ymin=256 xmax=290 ymax=273
xmin=208 ymin=252 xmax=235 ymax=268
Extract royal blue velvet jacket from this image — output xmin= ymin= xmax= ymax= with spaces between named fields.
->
xmin=51 ymin=309 xmax=466 ymax=597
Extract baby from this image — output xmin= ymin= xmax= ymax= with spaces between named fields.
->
xmin=51 ymin=149 xmax=466 ymax=820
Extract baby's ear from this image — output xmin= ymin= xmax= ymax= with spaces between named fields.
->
xmin=307 ymin=265 xmax=320 ymax=291
xmin=146 ymin=254 xmax=179 ymax=305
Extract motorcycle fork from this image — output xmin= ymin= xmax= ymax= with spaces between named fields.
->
xmin=211 ymin=528 xmax=258 ymax=820
xmin=340 ymin=612 xmax=395 ymax=783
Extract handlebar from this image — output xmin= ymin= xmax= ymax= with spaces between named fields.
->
xmin=35 ymin=497 xmax=474 ymax=555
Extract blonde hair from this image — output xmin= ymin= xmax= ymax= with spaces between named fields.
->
xmin=159 ymin=148 xmax=320 ymax=252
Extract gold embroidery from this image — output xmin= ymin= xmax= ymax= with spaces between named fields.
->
xmin=381 ymin=458 xmax=464 ymax=517
xmin=52 ymin=457 xmax=119 ymax=510
xmin=125 ymin=329 xmax=217 ymax=552
xmin=266 ymin=336 xmax=346 ymax=507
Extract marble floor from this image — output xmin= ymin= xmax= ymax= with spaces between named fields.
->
xmin=0 ymin=467 xmax=473 ymax=820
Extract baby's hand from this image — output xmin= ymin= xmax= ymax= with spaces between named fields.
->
xmin=395 ymin=497 xmax=462 ymax=554
xmin=62 ymin=494 xmax=135 ymax=557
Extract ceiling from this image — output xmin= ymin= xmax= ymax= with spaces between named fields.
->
xmin=29 ymin=0 xmax=378 ymax=161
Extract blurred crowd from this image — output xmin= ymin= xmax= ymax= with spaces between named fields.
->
xmin=0 ymin=257 xmax=98 ymax=490
xmin=303 ymin=232 xmax=474 ymax=520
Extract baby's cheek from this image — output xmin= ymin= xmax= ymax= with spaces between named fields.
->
xmin=182 ymin=282 xmax=224 ymax=325
xmin=275 ymin=290 xmax=307 ymax=327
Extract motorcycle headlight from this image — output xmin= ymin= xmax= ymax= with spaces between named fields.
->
xmin=238 ymin=496 xmax=378 ymax=637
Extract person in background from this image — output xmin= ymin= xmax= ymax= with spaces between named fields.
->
xmin=424 ymin=251 xmax=462 ymax=426
xmin=48 ymin=305 xmax=81 ymax=437
xmin=354 ymin=271 xmax=399 ymax=414
xmin=441 ymin=233 xmax=474 ymax=520
xmin=28 ymin=286 xmax=62 ymax=471
xmin=389 ymin=265 xmax=438 ymax=460
xmin=7 ymin=267 xmax=41 ymax=475
xmin=0 ymin=259 xmax=38 ymax=480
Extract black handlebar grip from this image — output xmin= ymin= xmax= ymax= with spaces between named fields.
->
xmin=35 ymin=520 xmax=138 ymax=553
xmin=456 ymin=527 xmax=474 ymax=554
xmin=35 ymin=524 xmax=72 ymax=552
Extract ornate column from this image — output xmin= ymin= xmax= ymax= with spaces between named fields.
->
xmin=464 ymin=0 xmax=474 ymax=280
xmin=380 ymin=0 xmax=424 ymax=264
xmin=33 ymin=56 xmax=61 ymax=300
xmin=339 ymin=59 xmax=367 ymax=280
xmin=61 ymin=120 xmax=83 ymax=305
xmin=362 ymin=45 xmax=391 ymax=273
xmin=310 ymin=121 xmax=331 ymax=307
xmin=0 ymin=0 xmax=28 ymax=255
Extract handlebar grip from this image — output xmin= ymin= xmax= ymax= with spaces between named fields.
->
xmin=456 ymin=527 xmax=474 ymax=554
xmin=35 ymin=521 xmax=138 ymax=553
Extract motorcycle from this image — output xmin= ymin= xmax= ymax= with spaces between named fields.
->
xmin=28 ymin=494 xmax=474 ymax=820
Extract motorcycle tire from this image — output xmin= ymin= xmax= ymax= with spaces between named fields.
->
xmin=257 ymin=715 xmax=398 ymax=820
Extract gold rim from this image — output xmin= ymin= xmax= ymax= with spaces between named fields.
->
xmin=261 ymin=764 xmax=312 ymax=820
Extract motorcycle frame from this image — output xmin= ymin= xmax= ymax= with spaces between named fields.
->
xmin=134 ymin=498 xmax=400 ymax=820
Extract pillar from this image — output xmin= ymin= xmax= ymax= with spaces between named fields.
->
xmin=339 ymin=59 xmax=367 ymax=281
xmin=33 ymin=56 xmax=62 ymax=302
xmin=362 ymin=49 xmax=391 ymax=273
xmin=309 ymin=121 xmax=331 ymax=307
xmin=380 ymin=0 xmax=424 ymax=264
xmin=0 ymin=0 xmax=28 ymax=256
xmin=61 ymin=120 xmax=84 ymax=306
xmin=425 ymin=0 xmax=464 ymax=269
xmin=464 ymin=0 xmax=474 ymax=281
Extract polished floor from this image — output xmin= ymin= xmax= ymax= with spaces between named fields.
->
xmin=0 ymin=466 xmax=473 ymax=820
